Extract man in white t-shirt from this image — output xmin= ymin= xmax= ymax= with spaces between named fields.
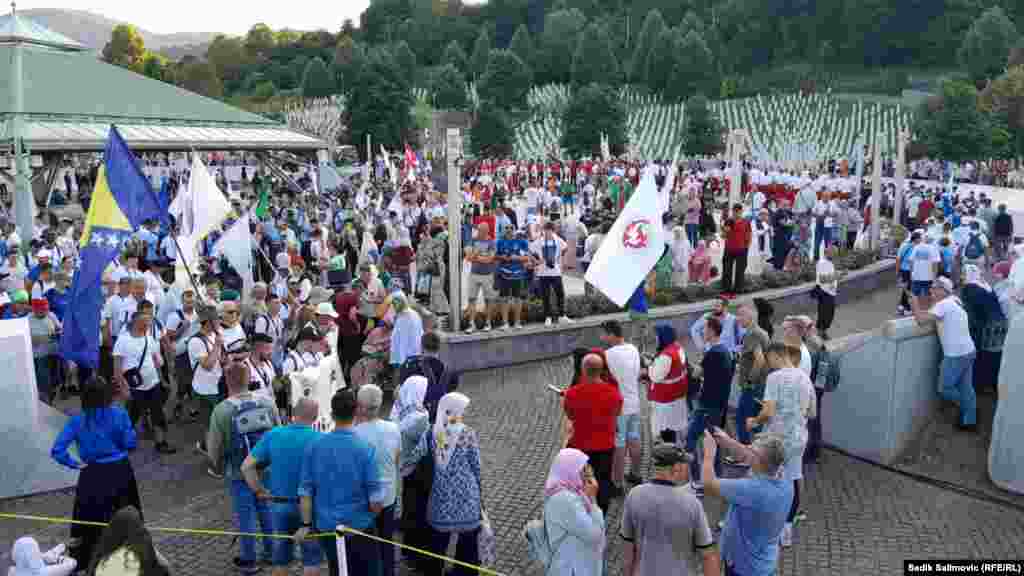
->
xmin=189 ymin=306 xmax=225 ymax=463
xmin=529 ymin=222 xmax=573 ymax=326
xmin=911 ymin=277 xmax=977 ymax=431
xmin=815 ymin=247 xmax=838 ymax=339
xmin=602 ymin=319 xmax=642 ymax=492
xmin=114 ymin=310 xmax=176 ymax=454
xmin=908 ymin=235 xmax=941 ymax=299
xmin=524 ymin=180 xmax=542 ymax=216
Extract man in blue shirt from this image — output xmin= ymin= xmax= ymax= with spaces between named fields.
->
xmin=690 ymin=297 xmax=743 ymax=353
xmin=136 ymin=220 xmax=160 ymax=265
xmin=495 ymin=226 xmax=530 ymax=330
xmin=296 ymin=389 xmax=383 ymax=576
xmin=242 ymin=397 xmax=323 ymax=576
xmin=703 ymin=429 xmax=793 ymax=576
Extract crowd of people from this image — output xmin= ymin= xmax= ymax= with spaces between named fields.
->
xmin=0 ymin=146 xmax=1020 ymax=576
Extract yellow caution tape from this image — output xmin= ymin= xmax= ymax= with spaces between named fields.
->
xmin=0 ymin=512 xmax=505 ymax=576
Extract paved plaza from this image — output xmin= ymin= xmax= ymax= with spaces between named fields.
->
xmin=1 ymin=285 xmax=1023 ymax=575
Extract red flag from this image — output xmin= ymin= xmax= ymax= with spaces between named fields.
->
xmin=404 ymin=144 xmax=418 ymax=169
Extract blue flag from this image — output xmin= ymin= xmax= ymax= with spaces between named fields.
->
xmin=59 ymin=126 xmax=163 ymax=369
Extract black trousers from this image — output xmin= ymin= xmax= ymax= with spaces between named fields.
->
xmin=721 ymin=250 xmax=748 ymax=293
xmin=974 ymin=349 xmax=1002 ymax=402
xmin=538 ymin=276 xmax=566 ymax=320
xmin=582 ymin=448 xmax=614 ymax=513
xmin=816 ymin=292 xmax=836 ymax=335
xmin=128 ymin=386 xmax=167 ymax=431
xmin=807 ymin=387 xmax=826 ymax=462
xmin=70 ymin=459 xmax=141 ymax=569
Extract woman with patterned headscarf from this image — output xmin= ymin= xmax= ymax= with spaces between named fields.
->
xmin=405 ymin=392 xmax=483 ymax=575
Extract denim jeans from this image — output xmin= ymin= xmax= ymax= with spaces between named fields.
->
xmin=813 ymin=219 xmax=825 ymax=261
xmin=940 ymin=354 xmax=977 ymax=426
xmin=686 ymin=409 xmax=723 ymax=482
xmin=735 ymin=389 xmax=759 ymax=445
xmin=229 ymin=479 xmax=272 ymax=566
xmin=376 ymin=504 xmax=398 ymax=576
xmin=686 ymin=223 xmax=699 ymax=247
xmin=269 ymin=502 xmax=321 ymax=568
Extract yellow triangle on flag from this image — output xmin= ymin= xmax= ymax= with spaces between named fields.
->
xmin=80 ymin=165 xmax=132 ymax=248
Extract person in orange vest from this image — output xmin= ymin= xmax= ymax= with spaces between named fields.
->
xmin=647 ymin=324 xmax=689 ymax=445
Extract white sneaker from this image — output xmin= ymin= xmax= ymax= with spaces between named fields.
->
xmin=780 ymin=522 xmax=793 ymax=548
xmin=499 ymin=323 xmax=510 ymax=331
xmin=464 ymin=325 xmax=475 ymax=334
xmin=482 ymin=323 xmax=492 ymax=333
xmin=545 ymin=318 xmax=553 ymax=326
xmin=515 ymin=322 xmax=524 ymax=330
xmin=559 ymin=316 xmax=573 ymax=324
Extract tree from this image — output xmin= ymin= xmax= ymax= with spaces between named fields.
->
xmin=561 ymin=83 xmax=627 ymax=158
xmin=471 ymin=106 xmax=515 ymax=158
xmin=141 ymin=53 xmax=167 ymax=81
xmin=509 ymin=24 xmax=534 ymax=69
xmin=915 ymin=80 xmax=992 ymax=162
xmin=178 ymin=61 xmax=224 ymax=99
xmin=470 ymin=27 xmax=492 ymax=79
xmin=477 ymin=49 xmax=533 ymax=110
xmin=301 ymin=57 xmax=335 ymax=98
xmin=572 ymin=22 xmax=620 ymax=86
xmin=244 ymin=23 xmax=276 ymax=60
xmin=102 ymin=24 xmax=146 ymax=71
xmin=668 ymin=30 xmax=716 ymax=102
xmin=394 ymin=41 xmax=418 ymax=83
xmin=629 ymin=9 xmax=665 ymax=84
xmin=959 ymin=6 xmax=1019 ymax=84
xmin=442 ymin=40 xmax=469 ymax=76
xmin=431 ymin=63 xmax=468 ymax=110
xmin=205 ymin=35 xmax=248 ymax=86
xmin=644 ymin=28 xmax=678 ymax=94
xmin=535 ymin=9 xmax=587 ymax=85
xmin=682 ymin=94 xmax=724 ymax=156
xmin=346 ymin=50 xmax=414 ymax=160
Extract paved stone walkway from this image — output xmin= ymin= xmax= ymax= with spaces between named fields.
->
xmin=2 ymin=285 xmax=1023 ymax=575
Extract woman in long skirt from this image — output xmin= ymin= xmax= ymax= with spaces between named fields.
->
xmin=50 ymin=376 xmax=141 ymax=569
xmin=647 ymin=325 xmax=689 ymax=446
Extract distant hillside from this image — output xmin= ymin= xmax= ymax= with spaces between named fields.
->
xmin=19 ymin=8 xmax=217 ymax=56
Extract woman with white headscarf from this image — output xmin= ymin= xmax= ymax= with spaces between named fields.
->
xmin=1006 ymin=244 xmax=1024 ymax=323
xmin=406 ymin=392 xmax=483 ymax=576
xmin=539 ymin=448 xmax=605 ymax=576
xmin=670 ymin=224 xmax=692 ymax=287
xmin=8 ymin=537 xmax=76 ymax=576
xmin=961 ymin=263 xmax=1007 ymax=402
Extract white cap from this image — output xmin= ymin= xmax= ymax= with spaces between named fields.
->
xmin=36 ymin=249 xmax=52 ymax=261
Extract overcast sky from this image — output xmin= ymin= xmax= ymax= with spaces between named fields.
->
xmin=51 ymin=1 xmax=372 ymax=35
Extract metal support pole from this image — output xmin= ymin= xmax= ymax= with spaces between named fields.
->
xmin=893 ymin=131 xmax=907 ymax=230
xmin=366 ymin=133 xmax=372 ymax=182
xmin=11 ymin=37 xmax=33 ymax=247
xmin=870 ymin=142 xmax=882 ymax=250
xmin=446 ymin=128 xmax=462 ymax=333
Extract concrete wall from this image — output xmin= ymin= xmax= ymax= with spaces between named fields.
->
xmin=822 ymin=318 xmax=941 ymax=465
xmin=438 ymin=259 xmax=898 ymax=373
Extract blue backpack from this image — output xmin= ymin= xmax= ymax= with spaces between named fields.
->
xmin=964 ymin=233 xmax=985 ymax=261
xmin=227 ymin=397 xmax=275 ymax=468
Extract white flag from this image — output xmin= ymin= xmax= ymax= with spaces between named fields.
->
xmin=187 ymin=154 xmax=231 ymax=245
xmin=212 ymin=214 xmax=254 ymax=301
xmin=334 ymin=526 xmax=349 ymax=576
xmin=585 ymin=167 xmax=666 ymax=307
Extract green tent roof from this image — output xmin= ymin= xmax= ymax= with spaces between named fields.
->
xmin=0 ymin=12 xmax=85 ymax=51
xmin=0 ymin=47 xmax=276 ymax=126
xmin=0 ymin=13 xmax=323 ymax=151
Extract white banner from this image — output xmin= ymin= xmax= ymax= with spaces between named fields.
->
xmin=584 ymin=166 xmax=666 ymax=307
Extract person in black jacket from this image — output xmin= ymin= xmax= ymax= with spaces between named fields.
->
xmin=398 ymin=332 xmax=458 ymax=421
xmin=993 ymin=204 xmax=1014 ymax=260
xmin=685 ymin=316 xmax=735 ymax=494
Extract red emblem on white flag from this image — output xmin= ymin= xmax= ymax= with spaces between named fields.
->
xmin=622 ymin=219 xmax=650 ymax=249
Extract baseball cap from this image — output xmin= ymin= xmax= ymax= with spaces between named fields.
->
xmin=651 ymin=443 xmax=691 ymax=467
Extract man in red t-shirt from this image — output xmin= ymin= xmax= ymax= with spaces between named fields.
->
xmin=916 ymin=195 xmax=935 ymax=227
xmin=722 ymin=203 xmax=753 ymax=295
xmin=563 ymin=353 xmax=623 ymax=511
xmin=333 ymin=281 xmax=363 ymax=382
